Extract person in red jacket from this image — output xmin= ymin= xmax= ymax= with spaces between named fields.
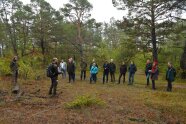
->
xmin=149 ymin=60 xmax=159 ymax=90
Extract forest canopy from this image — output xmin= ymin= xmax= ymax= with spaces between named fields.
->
xmin=0 ymin=0 xmax=186 ymax=79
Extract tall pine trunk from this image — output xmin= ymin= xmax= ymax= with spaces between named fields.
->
xmin=180 ymin=41 xmax=186 ymax=79
xmin=151 ymin=1 xmax=158 ymax=61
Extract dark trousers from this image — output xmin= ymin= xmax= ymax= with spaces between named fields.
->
xmin=81 ymin=70 xmax=86 ymax=80
xmin=103 ymin=72 xmax=109 ymax=83
xmin=68 ymin=72 xmax=75 ymax=83
xmin=90 ymin=74 xmax=97 ymax=83
xmin=152 ymin=80 xmax=156 ymax=90
xmin=12 ymin=70 xmax=18 ymax=86
xmin=49 ymin=77 xmax=58 ymax=95
xmin=110 ymin=72 xmax=115 ymax=82
xmin=118 ymin=73 xmax=126 ymax=84
xmin=167 ymin=80 xmax=172 ymax=91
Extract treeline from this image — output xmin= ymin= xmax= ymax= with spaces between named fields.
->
xmin=0 ymin=0 xmax=186 ymax=79
xmin=0 ymin=0 xmax=102 ymax=62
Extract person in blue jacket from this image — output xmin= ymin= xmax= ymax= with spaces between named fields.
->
xmin=128 ymin=61 xmax=137 ymax=85
xmin=90 ymin=63 xmax=99 ymax=83
xmin=166 ymin=62 xmax=176 ymax=92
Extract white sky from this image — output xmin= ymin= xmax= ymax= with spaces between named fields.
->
xmin=21 ymin=0 xmax=127 ymax=23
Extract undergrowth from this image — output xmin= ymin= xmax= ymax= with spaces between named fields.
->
xmin=65 ymin=95 xmax=106 ymax=109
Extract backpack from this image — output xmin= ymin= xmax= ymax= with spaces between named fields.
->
xmin=172 ymin=68 xmax=176 ymax=78
xmin=46 ymin=64 xmax=53 ymax=77
xmin=134 ymin=65 xmax=137 ymax=72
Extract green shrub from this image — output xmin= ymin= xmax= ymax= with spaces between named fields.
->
xmin=19 ymin=60 xmax=33 ymax=79
xmin=0 ymin=58 xmax=11 ymax=76
xmin=65 ymin=95 xmax=106 ymax=109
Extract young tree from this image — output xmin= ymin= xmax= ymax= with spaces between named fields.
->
xmin=0 ymin=21 xmax=6 ymax=57
xmin=113 ymin=0 xmax=186 ymax=61
xmin=61 ymin=0 xmax=93 ymax=59
xmin=31 ymin=0 xmax=57 ymax=63
xmin=13 ymin=5 xmax=34 ymax=56
xmin=0 ymin=0 xmax=24 ymax=55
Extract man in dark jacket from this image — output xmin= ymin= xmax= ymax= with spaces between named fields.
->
xmin=103 ymin=61 xmax=109 ymax=84
xmin=80 ymin=60 xmax=87 ymax=80
xmin=49 ymin=58 xmax=59 ymax=96
xmin=128 ymin=61 xmax=137 ymax=85
xmin=67 ymin=58 xmax=75 ymax=83
xmin=166 ymin=62 xmax=176 ymax=92
xmin=109 ymin=59 xmax=116 ymax=82
xmin=10 ymin=56 xmax=19 ymax=87
xmin=145 ymin=59 xmax=152 ymax=86
xmin=118 ymin=62 xmax=127 ymax=84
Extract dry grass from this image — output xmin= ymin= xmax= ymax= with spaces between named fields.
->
xmin=0 ymin=72 xmax=186 ymax=124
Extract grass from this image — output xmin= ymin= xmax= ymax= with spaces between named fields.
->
xmin=0 ymin=71 xmax=186 ymax=123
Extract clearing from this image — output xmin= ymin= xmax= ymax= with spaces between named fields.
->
xmin=0 ymin=72 xmax=186 ymax=124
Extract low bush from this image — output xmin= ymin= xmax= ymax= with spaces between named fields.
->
xmin=65 ymin=95 xmax=106 ymax=109
xmin=0 ymin=58 xmax=11 ymax=76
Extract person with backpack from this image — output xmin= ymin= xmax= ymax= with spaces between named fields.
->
xmin=109 ymin=59 xmax=116 ymax=82
xmin=10 ymin=56 xmax=19 ymax=89
xmin=60 ymin=59 xmax=67 ymax=79
xmin=118 ymin=62 xmax=127 ymax=84
xmin=145 ymin=59 xmax=152 ymax=86
xmin=149 ymin=60 xmax=159 ymax=90
xmin=128 ymin=61 xmax=137 ymax=85
xmin=103 ymin=61 xmax=110 ymax=84
xmin=48 ymin=58 xmax=60 ymax=96
xmin=80 ymin=59 xmax=87 ymax=80
xmin=90 ymin=63 xmax=99 ymax=83
xmin=67 ymin=58 xmax=75 ymax=83
xmin=166 ymin=62 xmax=176 ymax=92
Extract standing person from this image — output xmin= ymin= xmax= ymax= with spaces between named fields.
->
xmin=73 ymin=59 xmax=76 ymax=80
xmin=67 ymin=58 xmax=75 ymax=83
xmin=89 ymin=59 xmax=98 ymax=70
xmin=80 ymin=59 xmax=87 ymax=80
xmin=90 ymin=63 xmax=99 ymax=83
xmin=149 ymin=60 xmax=158 ymax=90
xmin=128 ymin=61 xmax=137 ymax=85
xmin=109 ymin=59 xmax=116 ymax=82
xmin=60 ymin=59 xmax=67 ymax=79
xmin=145 ymin=59 xmax=152 ymax=86
xmin=10 ymin=56 xmax=19 ymax=88
xmin=103 ymin=61 xmax=110 ymax=84
xmin=118 ymin=62 xmax=127 ymax=84
xmin=166 ymin=62 xmax=176 ymax=92
xmin=48 ymin=58 xmax=60 ymax=96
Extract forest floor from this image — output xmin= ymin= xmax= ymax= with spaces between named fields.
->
xmin=0 ymin=72 xmax=186 ymax=124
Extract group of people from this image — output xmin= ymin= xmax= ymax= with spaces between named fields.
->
xmin=47 ymin=58 xmax=138 ymax=96
xmin=9 ymin=56 xmax=177 ymax=96
xmin=145 ymin=59 xmax=176 ymax=91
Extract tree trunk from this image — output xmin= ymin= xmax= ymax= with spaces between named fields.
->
xmin=21 ymin=22 xmax=28 ymax=57
xmin=180 ymin=41 xmax=186 ymax=79
xmin=11 ymin=24 xmax=18 ymax=56
xmin=77 ymin=22 xmax=84 ymax=61
xmin=151 ymin=1 xmax=158 ymax=61
xmin=2 ymin=1 xmax=18 ymax=56
xmin=41 ymin=38 xmax=46 ymax=64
